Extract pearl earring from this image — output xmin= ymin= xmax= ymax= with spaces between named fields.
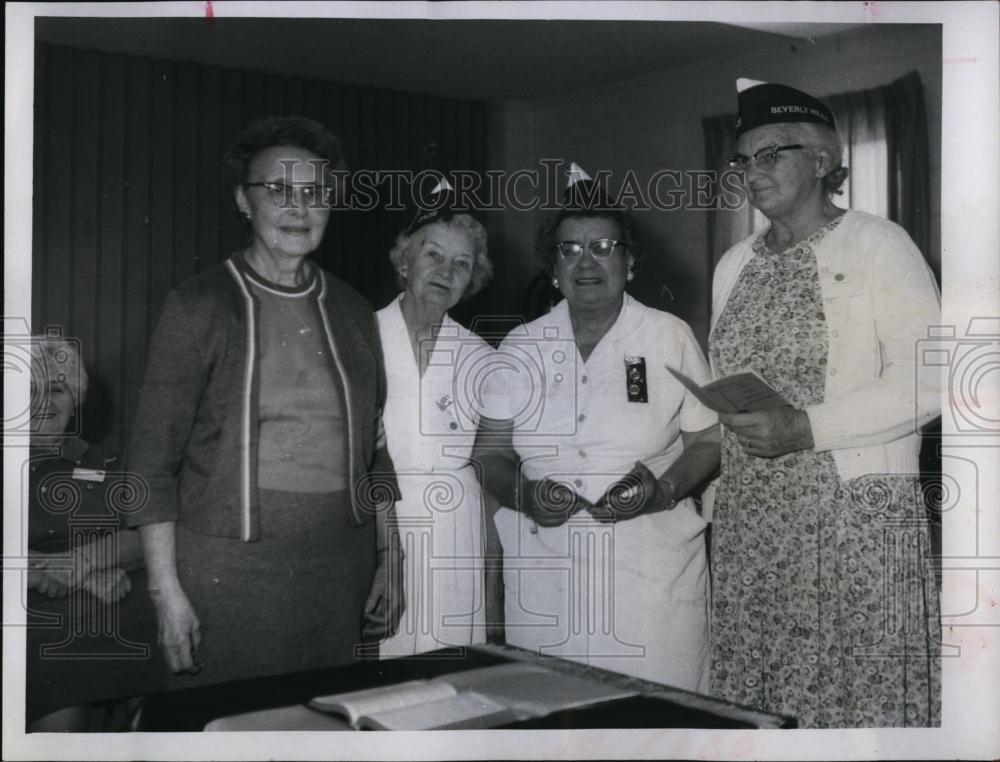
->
xmin=626 ymin=269 xmax=634 ymax=282
xmin=551 ymin=277 xmax=559 ymax=289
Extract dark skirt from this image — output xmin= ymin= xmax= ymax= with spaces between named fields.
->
xmin=169 ymin=488 xmax=375 ymax=689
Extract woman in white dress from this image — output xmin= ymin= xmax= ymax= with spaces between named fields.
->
xmin=376 ymin=183 xmax=495 ymax=657
xmin=474 ymin=168 xmax=721 ymax=691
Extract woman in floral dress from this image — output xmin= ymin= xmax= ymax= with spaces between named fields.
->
xmin=708 ymin=79 xmax=941 ymax=727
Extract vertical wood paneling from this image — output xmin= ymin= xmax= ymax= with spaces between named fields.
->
xmin=470 ymin=103 xmax=488 ymax=171
xmin=453 ymin=102 xmax=472 ymax=180
xmin=44 ymin=47 xmax=74 ymax=334
xmin=173 ymin=64 xmax=199 ymax=285
xmin=242 ymin=70 xmax=265 ymax=124
xmin=122 ymin=57 xmax=153 ymax=452
xmin=149 ymin=60 xmax=177 ymax=329
xmin=338 ymin=83 xmax=360 ymax=165
xmin=33 ymin=43 xmax=488 ymax=451
xmin=285 ymin=77 xmax=305 ymax=116
xmin=219 ymin=69 xmax=245 ymax=257
xmin=440 ymin=99 xmax=459 ymax=174
xmin=329 ymin=80 xmax=348 ymax=275
xmin=196 ymin=67 xmax=222 ymax=271
xmin=264 ymin=73 xmax=284 ymax=116
xmin=423 ymin=95 xmax=442 ymax=172
xmin=98 ymin=54 xmax=127 ymax=445
xmin=304 ymin=79 xmax=326 ymax=128
xmin=405 ymin=93 xmax=424 ymax=171
xmin=72 ymin=51 xmax=103 ymax=435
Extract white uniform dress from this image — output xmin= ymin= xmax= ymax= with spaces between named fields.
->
xmin=489 ymin=294 xmax=717 ymax=690
xmin=377 ymin=295 xmax=491 ymax=657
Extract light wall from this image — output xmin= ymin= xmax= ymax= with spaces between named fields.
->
xmin=488 ymin=24 xmax=942 ymax=347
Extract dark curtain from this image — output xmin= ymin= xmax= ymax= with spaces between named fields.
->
xmin=701 ymin=71 xmax=934 ymax=275
xmin=32 ymin=43 xmax=488 ymax=451
xmin=880 ymin=71 xmax=932 ymax=268
xmin=701 ymin=114 xmax=741 ymax=273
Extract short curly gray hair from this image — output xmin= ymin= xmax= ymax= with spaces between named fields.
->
xmin=30 ymin=336 xmax=88 ymax=404
xmin=388 ymin=214 xmax=492 ymax=301
xmin=796 ymin=122 xmax=849 ymax=196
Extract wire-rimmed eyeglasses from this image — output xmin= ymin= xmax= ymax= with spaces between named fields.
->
xmin=727 ymin=144 xmax=804 ymax=171
xmin=555 ymin=238 xmax=623 ymax=262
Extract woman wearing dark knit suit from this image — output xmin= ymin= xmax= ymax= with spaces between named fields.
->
xmin=127 ymin=116 xmax=401 ymax=685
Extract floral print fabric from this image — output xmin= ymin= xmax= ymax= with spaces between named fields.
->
xmin=709 ymin=217 xmax=940 ymax=727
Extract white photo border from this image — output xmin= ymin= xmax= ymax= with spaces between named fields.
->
xmin=4 ymin=2 xmax=998 ymax=760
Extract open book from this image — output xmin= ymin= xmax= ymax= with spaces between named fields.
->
xmin=667 ymin=367 xmax=789 ymax=414
xmin=308 ymin=662 xmax=637 ymax=730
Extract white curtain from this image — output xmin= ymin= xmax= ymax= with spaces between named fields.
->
xmin=703 ymin=82 xmax=898 ymax=260
xmin=832 ymin=92 xmax=889 ymax=219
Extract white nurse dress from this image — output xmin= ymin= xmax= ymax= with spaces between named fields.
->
xmin=490 ymin=294 xmax=717 ymax=691
xmin=376 ymin=295 xmax=492 ymax=657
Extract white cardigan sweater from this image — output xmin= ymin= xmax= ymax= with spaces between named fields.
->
xmin=710 ymin=210 xmax=941 ymax=482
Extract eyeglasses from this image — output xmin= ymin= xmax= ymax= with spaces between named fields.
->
xmin=555 ymin=238 xmax=623 ymax=262
xmin=244 ymin=181 xmax=333 ymax=208
xmin=727 ymin=144 xmax=804 ymax=171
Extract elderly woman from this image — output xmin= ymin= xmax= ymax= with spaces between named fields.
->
xmin=26 ymin=338 xmax=158 ymax=730
xmin=375 ymin=181 xmax=494 ymax=657
xmin=474 ymin=168 xmax=720 ymax=691
xmin=708 ymin=80 xmax=941 ymax=727
xmin=127 ymin=116 xmax=400 ymax=686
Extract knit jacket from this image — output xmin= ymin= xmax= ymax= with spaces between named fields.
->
xmin=710 ymin=210 xmax=941 ymax=482
xmin=126 ymin=256 xmax=399 ymax=541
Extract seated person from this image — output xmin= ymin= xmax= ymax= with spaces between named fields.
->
xmin=26 ymin=337 xmax=163 ymax=731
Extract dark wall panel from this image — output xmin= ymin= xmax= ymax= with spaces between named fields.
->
xmin=33 ymin=43 xmax=488 ymax=452
xmin=122 ymin=56 xmax=153 ymax=454
xmin=97 ymin=54 xmax=127 ymax=445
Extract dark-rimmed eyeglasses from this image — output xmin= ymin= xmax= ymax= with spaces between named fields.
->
xmin=244 ymin=181 xmax=333 ymax=208
xmin=555 ymin=238 xmax=623 ymax=262
xmin=727 ymin=144 xmax=804 ymax=171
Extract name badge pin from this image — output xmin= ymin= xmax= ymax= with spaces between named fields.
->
xmin=623 ymin=356 xmax=648 ymax=403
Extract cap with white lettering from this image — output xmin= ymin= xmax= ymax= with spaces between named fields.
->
xmin=735 ymin=78 xmax=836 ymax=138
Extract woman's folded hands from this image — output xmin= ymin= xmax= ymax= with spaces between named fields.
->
xmin=80 ymin=567 xmax=133 ymax=603
xmin=516 ymin=476 xmax=590 ymax=528
xmin=517 ymin=462 xmax=675 ymax=527
xmin=590 ymin=462 xmax=676 ymax=523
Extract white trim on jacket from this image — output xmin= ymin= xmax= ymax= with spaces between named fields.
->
xmin=225 ymin=259 xmax=256 ymax=541
xmin=223 ymin=260 xmax=360 ymax=541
